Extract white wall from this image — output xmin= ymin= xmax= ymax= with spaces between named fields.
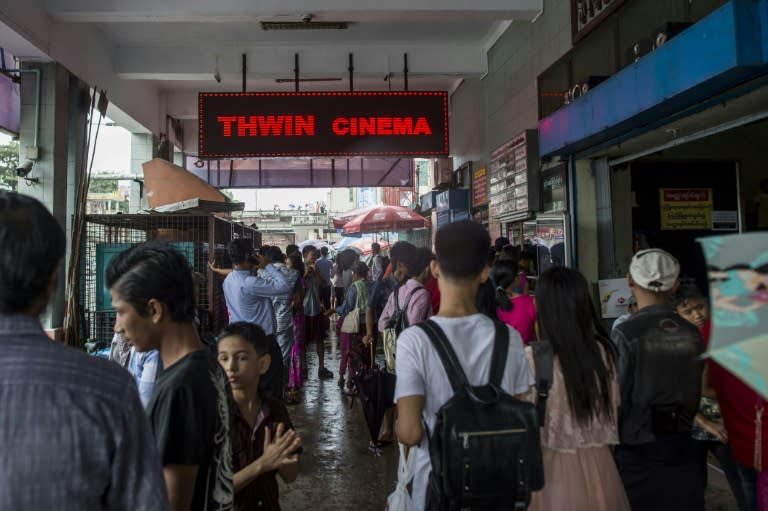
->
xmin=484 ymin=0 xmax=572 ymax=153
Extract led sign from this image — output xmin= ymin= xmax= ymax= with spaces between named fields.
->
xmin=199 ymin=91 xmax=449 ymax=158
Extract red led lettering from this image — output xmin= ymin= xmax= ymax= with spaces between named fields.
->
xmin=332 ymin=117 xmax=349 ymax=135
xmin=257 ymin=115 xmax=284 ymax=136
xmin=295 ymin=115 xmax=315 ymax=136
xmin=217 ymin=116 xmax=238 ymax=137
xmin=392 ymin=117 xmax=414 ymax=135
xmin=358 ymin=117 xmax=376 ymax=136
xmin=413 ymin=117 xmax=432 ymax=135
xmin=377 ymin=117 xmax=393 ymax=135
xmin=237 ymin=116 xmax=258 ymax=136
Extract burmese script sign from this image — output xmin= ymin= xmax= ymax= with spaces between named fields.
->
xmin=660 ymin=188 xmax=713 ymax=230
xmin=199 ymin=91 xmax=449 ymax=158
xmin=472 ymin=167 xmax=488 ymax=207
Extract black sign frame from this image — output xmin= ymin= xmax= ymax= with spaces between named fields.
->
xmin=198 ymin=91 xmax=449 ymax=158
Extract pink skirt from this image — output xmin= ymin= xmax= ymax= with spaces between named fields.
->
xmin=529 ymin=445 xmax=630 ymax=511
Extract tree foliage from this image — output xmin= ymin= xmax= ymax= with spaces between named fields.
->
xmin=89 ymin=179 xmax=118 ymax=194
xmin=0 ymin=141 xmax=19 ymax=191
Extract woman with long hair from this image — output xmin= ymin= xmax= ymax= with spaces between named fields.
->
xmin=491 ymin=259 xmax=537 ymax=343
xmin=527 ymin=266 xmax=629 ymax=511
xmin=285 ymin=253 xmax=306 ymax=404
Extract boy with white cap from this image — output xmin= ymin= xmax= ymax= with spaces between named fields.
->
xmin=612 ymin=248 xmax=706 ymax=511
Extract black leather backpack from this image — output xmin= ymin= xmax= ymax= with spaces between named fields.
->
xmin=417 ymin=320 xmax=545 ymax=510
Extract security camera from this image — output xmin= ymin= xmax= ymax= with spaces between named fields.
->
xmin=16 ymin=160 xmax=34 ymax=177
xmin=302 ymin=13 xmax=313 ymax=23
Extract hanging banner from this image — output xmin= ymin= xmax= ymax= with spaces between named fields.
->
xmin=199 ymin=91 xmax=449 ymax=158
xmin=472 ymin=166 xmax=488 ymax=207
xmin=660 ymin=188 xmax=712 ymax=230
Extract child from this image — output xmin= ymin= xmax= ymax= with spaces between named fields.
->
xmin=217 ymin=322 xmax=302 ymax=511
xmin=671 ymin=281 xmax=749 ymax=511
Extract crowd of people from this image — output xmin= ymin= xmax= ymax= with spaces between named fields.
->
xmin=0 ymin=189 xmax=765 ymax=511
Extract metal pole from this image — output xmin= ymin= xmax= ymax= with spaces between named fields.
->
xmin=403 ymin=53 xmax=409 ymax=91
xmin=348 ymin=53 xmax=354 ymax=92
xmin=294 ymin=53 xmax=300 ymax=92
xmin=242 ymin=53 xmax=246 ymax=93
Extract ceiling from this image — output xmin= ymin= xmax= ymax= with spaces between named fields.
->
xmin=0 ymin=0 xmax=543 ymax=140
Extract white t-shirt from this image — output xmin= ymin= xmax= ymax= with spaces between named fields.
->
xmin=394 ymin=313 xmax=534 ymax=510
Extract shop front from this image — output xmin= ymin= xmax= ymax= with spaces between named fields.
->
xmin=488 ymin=129 xmax=574 ymax=276
xmin=538 ymin=0 xmax=768 ymax=284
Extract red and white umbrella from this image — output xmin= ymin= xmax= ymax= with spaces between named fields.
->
xmin=341 ymin=205 xmax=430 ymax=235
xmin=332 ymin=207 xmax=372 ymax=230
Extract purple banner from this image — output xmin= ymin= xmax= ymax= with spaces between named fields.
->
xmin=185 ymin=157 xmax=413 ymax=189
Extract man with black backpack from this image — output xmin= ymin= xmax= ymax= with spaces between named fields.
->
xmin=395 ymin=221 xmax=539 ymax=510
xmin=378 ymin=247 xmax=434 ymax=372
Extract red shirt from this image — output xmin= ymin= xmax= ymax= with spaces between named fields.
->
xmin=423 ymin=276 xmax=441 ymax=315
xmin=703 ymin=320 xmax=767 ymax=469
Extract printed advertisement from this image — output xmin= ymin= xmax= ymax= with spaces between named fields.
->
xmin=660 ymin=188 xmax=712 ymax=230
xmin=598 ymin=278 xmax=633 ymax=319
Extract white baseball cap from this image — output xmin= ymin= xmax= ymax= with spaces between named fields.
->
xmin=629 ymin=248 xmax=680 ymax=293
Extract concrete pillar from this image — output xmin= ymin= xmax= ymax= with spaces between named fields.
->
xmin=574 ymin=159 xmax=598 ymax=285
xmin=611 ymin=164 xmax=634 ymax=275
xmin=129 ymin=133 xmax=153 ymax=212
xmin=17 ymin=62 xmax=86 ymax=331
xmin=593 ymin=157 xmax=617 ymax=279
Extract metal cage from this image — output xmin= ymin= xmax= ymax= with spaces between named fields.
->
xmin=78 ymin=214 xmax=261 ymax=346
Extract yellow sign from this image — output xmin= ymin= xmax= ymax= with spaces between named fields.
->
xmin=660 ymin=188 xmax=712 ymax=230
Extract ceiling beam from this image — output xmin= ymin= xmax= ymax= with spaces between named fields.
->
xmin=45 ymin=0 xmax=543 ymax=22
xmin=116 ymin=44 xmax=486 ymax=82
xmin=0 ymin=3 xmax=163 ymax=134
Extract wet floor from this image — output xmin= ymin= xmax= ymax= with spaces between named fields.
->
xmin=279 ymin=327 xmax=398 ymax=511
xmin=277 ymin=327 xmax=739 ymax=511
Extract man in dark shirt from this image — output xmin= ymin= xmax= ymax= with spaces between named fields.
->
xmin=0 ymin=191 xmax=167 ymax=510
xmin=108 ymin=241 xmax=234 ymax=511
xmin=612 ymin=248 xmax=706 ymax=511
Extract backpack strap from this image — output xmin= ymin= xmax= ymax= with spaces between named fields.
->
xmin=531 ymin=340 xmax=554 ymax=424
xmin=417 ymin=320 xmax=469 ymax=393
xmin=489 ymin=321 xmax=510 ymax=387
xmin=398 ymin=286 xmax=429 ymax=330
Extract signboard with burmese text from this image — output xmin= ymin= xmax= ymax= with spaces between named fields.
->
xmin=472 ymin=166 xmax=488 ymax=207
xmin=198 ymin=91 xmax=449 ymax=158
xmin=660 ymin=188 xmax=713 ymax=230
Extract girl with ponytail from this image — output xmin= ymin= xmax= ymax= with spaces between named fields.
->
xmin=491 ymin=259 xmax=537 ymax=344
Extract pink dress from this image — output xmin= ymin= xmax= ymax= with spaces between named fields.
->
xmin=496 ymin=294 xmax=537 ymax=344
xmin=524 ymin=346 xmax=630 ymax=511
xmin=289 ymin=277 xmax=306 ymax=389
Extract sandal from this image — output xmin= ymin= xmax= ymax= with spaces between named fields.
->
xmin=368 ymin=441 xmax=384 ymax=456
